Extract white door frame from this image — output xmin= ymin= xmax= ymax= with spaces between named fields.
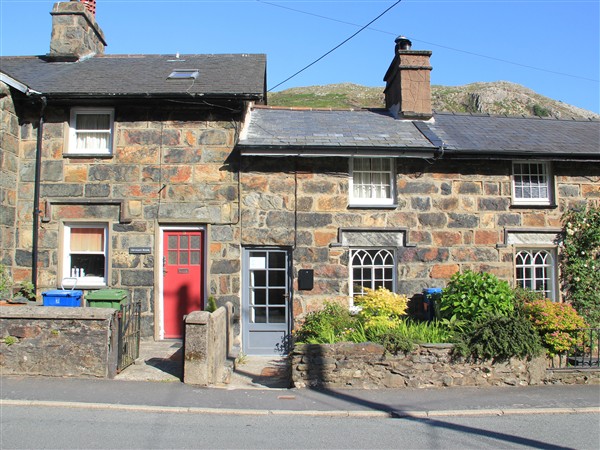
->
xmin=157 ymin=225 xmax=206 ymax=340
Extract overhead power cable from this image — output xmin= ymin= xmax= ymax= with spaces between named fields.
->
xmin=264 ymin=0 xmax=403 ymax=92
xmin=259 ymin=0 xmax=598 ymax=84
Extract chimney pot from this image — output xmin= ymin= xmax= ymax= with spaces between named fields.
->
xmin=80 ymin=0 xmax=97 ymax=17
xmin=395 ymin=36 xmax=412 ymax=51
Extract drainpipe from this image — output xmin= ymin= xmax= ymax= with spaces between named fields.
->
xmin=31 ymin=96 xmax=47 ymax=293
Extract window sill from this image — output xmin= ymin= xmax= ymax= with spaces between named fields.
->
xmin=510 ymin=203 xmax=558 ymax=210
xmin=64 ymin=153 xmax=113 ymax=159
xmin=348 ymin=204 xmax=398 ymax=210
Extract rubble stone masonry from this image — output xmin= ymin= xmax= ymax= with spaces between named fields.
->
xmin=0 ymin=85 xmax=22 ymax=281
xmin=13 ymin=105 xmax=241 ymax=336
xmin=5 ymin=98 xmax=600 ymax=337
xmin=240 ymin=156 xmax=600 ymax=322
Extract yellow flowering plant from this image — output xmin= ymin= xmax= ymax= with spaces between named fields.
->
xmin=354 ymin=287 xmax=408 ymax=330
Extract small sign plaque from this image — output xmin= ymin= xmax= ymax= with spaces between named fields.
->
xmin=129 ymin=247 xmax=151 ymax=255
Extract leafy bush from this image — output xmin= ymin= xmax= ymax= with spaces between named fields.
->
xmin=354 ymin=287 xmax=408 ymax=330
xmin=206 ymin=296 xmax=218 ymax=313
xmin=561 ymin=207 xmax=600 ymax=326
xmin=532 ymin=104 xmax=551 ymax=117
xmin=294 ymin=302 xmax=359 ymax=344
xmin=454 ymin=314 xmax=543 ymax=362
xmin=513 ymin=287 xmax=544 ymax=312
xmin=523 ymin=299 xmax=587 ymax=356
xmin=439 ymin=270 xmax=515 ymax=322
xmin=0 ymin=264 xmax=12 ymax=300
xmin=294 ymin=296 xmax=453 ymax=353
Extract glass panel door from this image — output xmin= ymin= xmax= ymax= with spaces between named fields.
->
xmin=243 ymin=248 xmax=291 ymax=355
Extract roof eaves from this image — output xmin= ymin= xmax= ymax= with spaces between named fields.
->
xmin=442 ymin=148 xmax=600 ymax=161
xmin=237 ymin=144 xmax=437 ymax=159
xmin=0 ymin=72 xmax=41 ymax=96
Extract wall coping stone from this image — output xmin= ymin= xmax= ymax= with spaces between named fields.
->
xmin=0 ymin=305 xmax=115 ymax=320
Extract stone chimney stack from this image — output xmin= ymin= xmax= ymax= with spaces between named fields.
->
xmin=49 ymin=1 xmax=106 ymax=61
xmin=383 ymin=36 xmax=433 ymax=120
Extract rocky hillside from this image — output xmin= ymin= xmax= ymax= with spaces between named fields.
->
xmin=268 ymin=81 xmax=599 ymax=120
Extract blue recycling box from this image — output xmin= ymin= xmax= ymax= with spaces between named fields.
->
xmin=42 ymin=289 xmax=83 ymax=307
xmin=423 ymin=287 xmax=443 ymax=320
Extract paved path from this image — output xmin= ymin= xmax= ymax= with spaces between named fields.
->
xmin=114 ymin=340 xmax=291 ymax=388
xmin=3 ymin=340 xmax=599 ymax=417
xmin=2 ymin=376 xmax=599 ymax=418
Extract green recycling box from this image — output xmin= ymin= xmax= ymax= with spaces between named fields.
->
xmin=86 ymin=289 xmax=128 ymax=309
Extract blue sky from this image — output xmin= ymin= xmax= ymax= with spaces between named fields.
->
xmin=1 ymin=1 xmax=598 ymax=113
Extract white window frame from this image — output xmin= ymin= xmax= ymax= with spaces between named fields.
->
xmin=68 ymin=107 xmax=114 ymax=155
xmin=61 ymin=223 xmax=109 ymax=288
xmin=349 ymin=248 xmax=396 ymax=299
xmin=349 ymin=157 xmax=395 ymax=206
xmin=515 ymin=248 xmax=557 ymax=301
xmin=512 ymin=161 xmax=553 ymax=206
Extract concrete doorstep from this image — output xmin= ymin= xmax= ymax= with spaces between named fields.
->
xmin=115 ymin=340 xmax=291 ymax=389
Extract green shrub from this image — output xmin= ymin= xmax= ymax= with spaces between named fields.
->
xmin=294 ymin=302 xmax=359 ymax=344
xmin=294 ymin=298 xmax=454 ymax=352
xmin=522 ymin=299 xmax=587 ymax=356
xmin=455 ymin=314 xmax=543 ymax=362
xmin=376 ymin=331 xmax=415 ymax=355
xmin=206 ymin=296 xmax=218 ymax=313
xmin=439 ymin=270 xmax=515 ymax=322
xmin=354 ymin=287 xmax=408 ymax=330
xmin=513 ymin=287 xmax=544 ymax=312
xmin=532 ymin=104 xmax=551 ymax=117
xmin=0 ymin=264 xmax=12 ymax=299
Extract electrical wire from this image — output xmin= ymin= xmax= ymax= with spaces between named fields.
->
xmin=259 ymin=0 xmax=599 ymax=84
xmin=265 ymin=0 xmax=403 ymax=91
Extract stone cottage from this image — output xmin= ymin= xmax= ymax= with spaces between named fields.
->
xmin=1 ymin=1 xmax=266 ymax=341
xmin=1 ymin=1 xmax=599 ymax=355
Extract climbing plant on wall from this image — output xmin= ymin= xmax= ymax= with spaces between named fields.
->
xmin=561 ymin=206 xmax=600 ymax=327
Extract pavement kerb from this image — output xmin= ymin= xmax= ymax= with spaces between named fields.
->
xmin=2 ymin=399 xmax=598 ymax=418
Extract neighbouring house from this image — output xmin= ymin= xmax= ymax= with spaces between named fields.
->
xmin=1 ymin=2 xmax=599 ymax=356
xmin=1 ymin=1 xmax=266 ymax=341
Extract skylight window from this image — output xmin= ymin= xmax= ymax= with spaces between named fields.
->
xmin=167 ymin=69 xmax=199 ymax=80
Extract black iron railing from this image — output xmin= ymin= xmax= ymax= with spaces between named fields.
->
xmin=117 ymin=301 xmax=141 ymax=372
xmin=549 ymin=327 xmax=600 ymax=369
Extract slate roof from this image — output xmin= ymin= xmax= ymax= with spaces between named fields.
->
xmin=238 ymin=107 xmax=600 ymax=160
xmin=238 ymin=107 xmax=438 ymax=157
xmin=0 ymin=54 xmax=266 ymax=99
xmin=430 ymin=113 xmax=600 ymax=158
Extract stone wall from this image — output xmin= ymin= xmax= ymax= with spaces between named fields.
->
xmin=291 ymin=342 xmax=548 ymax=389
xmin=13 ymin=105 xmax=242 ymax=337
xmin=49 ymin=1 xmax=106 ymax=59
xmin=183 ymin=302 xmax=234 ymax=386
xmin=240 ymin=157 xmax=600 ymax=321
xmin=0 ymin=83 xmax=19 ymax=278
xmin=0 ymin=305 xmax=118 ymax=378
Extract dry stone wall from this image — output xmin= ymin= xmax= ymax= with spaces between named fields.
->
xmin=0 ymin=305 xmax=118 ymax=378
xmin=292 ymin=342 xmax=547 ymax=389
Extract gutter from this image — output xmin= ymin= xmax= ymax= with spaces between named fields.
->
xmin=439 ymin=148 xmax=600 ymax=162
xmin=237 ymin=145 xmax=437 ymax=158
xmin=0 ymin=73 xmax=42 ymax=96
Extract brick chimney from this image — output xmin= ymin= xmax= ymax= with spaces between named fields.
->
xmin=49 ymin=1 xmax=106 ymax=61
xmin=383 ymin=36 xmax=433 ymax=120
xmin=81 ymin=0 xmax=97 ymax=16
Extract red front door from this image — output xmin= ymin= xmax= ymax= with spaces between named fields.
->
xmin=163 ymin=230 xmax=204 ymax=339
